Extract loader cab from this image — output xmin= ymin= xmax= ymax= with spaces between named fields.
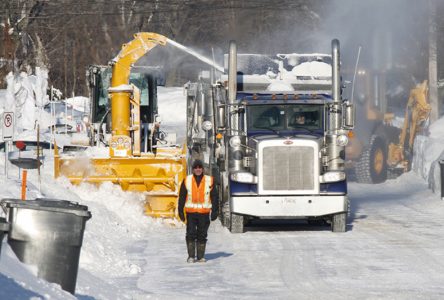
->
xmin=88 ymin=65 xmax=161 ymax=129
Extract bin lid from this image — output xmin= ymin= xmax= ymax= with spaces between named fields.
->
xmin=0 ymin=198 xmax=92 ymax=218
xmin=0 ymin=217 xmax=9 ymax=232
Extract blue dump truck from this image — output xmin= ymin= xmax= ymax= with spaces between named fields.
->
xmin=186 ymin=40 xmax=354 ymax=233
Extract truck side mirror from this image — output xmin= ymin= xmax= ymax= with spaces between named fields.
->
xmin=217 ymin=104 xmax=226 ymax=129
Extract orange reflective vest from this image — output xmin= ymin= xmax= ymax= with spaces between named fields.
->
xmin=184 ymin=174 xmax=213 ymax=213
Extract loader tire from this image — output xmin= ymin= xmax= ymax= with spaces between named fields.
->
xmin=229 ymin=213 xmax=244 ymax=234
xmin=331 ymin=212 xmax=347 ymax=232
xmin=355 ymin=135 xmax=387 ymax=184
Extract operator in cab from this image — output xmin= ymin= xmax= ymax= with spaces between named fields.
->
xmin=178 ymin=159 xmax=219 ymax=263
xmin=294 ymin=112 xmax=306 ymax=125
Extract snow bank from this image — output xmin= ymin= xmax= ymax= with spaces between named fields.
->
xmin=412 ymin=116 xmax=444 ymax=194
xmin=1 ymin=146 xmax=183 ymax=298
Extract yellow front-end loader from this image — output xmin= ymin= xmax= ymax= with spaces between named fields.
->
xmin=54 ymin=33 xmax=193 ymax=218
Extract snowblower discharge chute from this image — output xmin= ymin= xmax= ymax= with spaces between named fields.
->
xmin=54 ymin=33 xmax=187 ymax=218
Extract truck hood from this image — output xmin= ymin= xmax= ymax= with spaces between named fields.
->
xmin=248 ymin=134 xmax=323 ymax=149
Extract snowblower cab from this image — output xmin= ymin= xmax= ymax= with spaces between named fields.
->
xmin=54 ymin=33 xmax=186 ymax=218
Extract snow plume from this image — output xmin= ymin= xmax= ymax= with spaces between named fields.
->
xmin=315 ymin=0 xmax=429 ymax=98
xmin=299 ymin=0 xmax=432 ymax=158
xmin=136 ymin=41 xmax=222 ymax=86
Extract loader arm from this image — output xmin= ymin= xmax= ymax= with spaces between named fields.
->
xmin=398 ymin=80 xmax=431 ymax=151
xmin=388 ymin=80 xmax=431 ymax=169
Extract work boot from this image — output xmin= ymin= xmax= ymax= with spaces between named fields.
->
xmin=186 ymin=240 xmax=196 ymax=263
xmin=196 ymin=242 xmax=206 ymax=263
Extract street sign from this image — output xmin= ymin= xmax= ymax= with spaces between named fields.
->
xmin=3 ymin=112 xmax=14 ymax=141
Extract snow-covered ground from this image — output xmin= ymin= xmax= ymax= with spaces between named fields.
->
xmin=1 ymin=87 xmax=444 ymax=299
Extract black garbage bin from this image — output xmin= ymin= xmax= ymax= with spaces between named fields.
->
xmin=0 ymin=199 xmax=91 ymax=294
xmin=0 ymin=217 xmax=9 ymax=257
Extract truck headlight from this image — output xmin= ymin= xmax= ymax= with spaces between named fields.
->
xmin=229 ymin=136 xmax=242 ymax=148
xmin=320 ymin=171 xmax=346 ymax=183
xmin=336 ymin=134 xmax=349 ymax=146
xmin=202 ymin=120 xmax=213 ymax=131
xmin=230 ymin=171 xmax=257 ymax=184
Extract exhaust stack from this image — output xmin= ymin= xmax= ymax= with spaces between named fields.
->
xmin=332 ymin=39 xmax=341 ymax=103
xmin=326 ymin=39 xmax=344 ymax=171
xmin=228 ymin=41 xmax=238 ymax=135
xmin=227 ymin=40 xmax=243 ymax=172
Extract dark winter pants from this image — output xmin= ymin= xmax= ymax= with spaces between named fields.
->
xmin=185 ymin=213 xmax=210 ymax=243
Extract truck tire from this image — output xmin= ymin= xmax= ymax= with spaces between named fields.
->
xmin=331 ymin=212 xmax=347 ymax=232
xmin=221 ymin=202 xmax=230 ymax=227
xmin=219 ymin=172 xmax=231 ymax=227
xmin=355 ymin=135 xmax=387 ymax=184
xmin=229 ymin=213 xmax=244 ymax=233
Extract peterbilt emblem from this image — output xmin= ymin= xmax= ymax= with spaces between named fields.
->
xmin=283 ymin=140 xmax=293 ymax=145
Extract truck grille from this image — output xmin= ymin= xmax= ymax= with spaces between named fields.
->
xmin=262 ymin=146 xmax=314 ymax=191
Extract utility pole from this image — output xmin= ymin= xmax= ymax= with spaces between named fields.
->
xmin=1 ymin=19 xmax=15 ymax=87
xmin=428 ymin=0 xmax=439 ymax=122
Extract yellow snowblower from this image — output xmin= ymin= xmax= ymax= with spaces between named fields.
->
xmin=54 ymin=32 xmax=223 ymax=218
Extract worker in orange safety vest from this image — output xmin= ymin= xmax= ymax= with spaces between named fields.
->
xmin=178 ymin=159 xmax=219 ymax=263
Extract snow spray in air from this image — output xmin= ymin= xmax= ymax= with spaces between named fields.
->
xmin=166 ymin=38 xmax=225 ymax=73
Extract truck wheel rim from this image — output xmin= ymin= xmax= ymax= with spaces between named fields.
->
xmin=374 ymin=149 xmax=384 ymax=174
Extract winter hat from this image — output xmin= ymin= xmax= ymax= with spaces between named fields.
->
xmin=192 ymin=159 xmax=204 ymax=169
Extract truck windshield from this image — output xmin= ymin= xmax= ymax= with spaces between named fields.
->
xmin=247 ymin=104 xmax=323 ymax=132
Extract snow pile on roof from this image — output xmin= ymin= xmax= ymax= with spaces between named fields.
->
xmin=291 ymin=61 xmax=332 ymax=78
xmin=65 ymin=96 xmax=89 ymax=113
